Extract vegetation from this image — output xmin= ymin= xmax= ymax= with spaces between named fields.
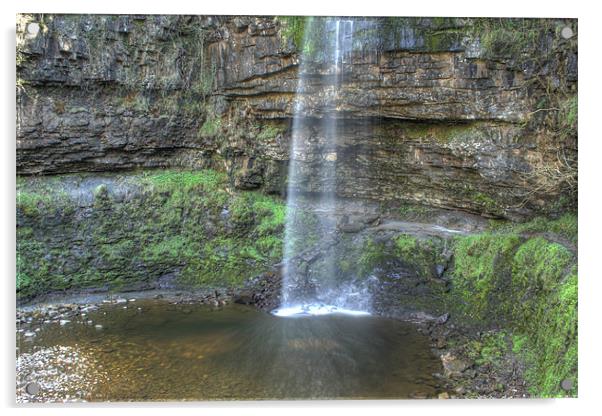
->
xmin=451 ymin=222 xmax=577 ymax=397
xmin=198 ymin=113 xmax=222 ymax=138
xmin=357 ymin=234 xmax=444 ymax=279
xmin=278 ymin=16 xmax=308 ymax=50
xmin=488 ymin=213 xmax=577 ymax=244
xmin=16 ymin=170 xmax=287 ymax=299
xmin=472 ymin=18 xmax=552 ymax=62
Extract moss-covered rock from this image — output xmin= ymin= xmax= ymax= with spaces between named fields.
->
xmin=449 ymin=221 xmax=577 ymax=397
xmin=16 ymin=169 xmax=286 ymax=299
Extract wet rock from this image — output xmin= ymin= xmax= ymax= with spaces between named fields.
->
xmin=435 ymin=337 xmax=447 ymax=349
xmin=435 ymin=313 xmax=449 ymax=325
xmin=233 ymin=291 xmax=254 ymax=305
xmin=409 ymin=391 xmax=429 ymax=399
xmin=441 ymin=352 xmax=470 ymax=378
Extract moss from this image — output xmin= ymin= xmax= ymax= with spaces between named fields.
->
xmin=509 ymin=240 xmax=577 ymax=397
xmin=141 ymin=169 xmax=227 ymax=192
xmin=141 ymin=235 xmax=192 ymax=263
xmin=357 ymin=234 xmax=443 ymax=279
xmin=16 ymin=190 xmax=53 ymax=217
xmin=423 ymin=29 xmax=463 ymax=51
xmin=473 ymin=192 xmax=499 ymax=214
xmin=16 ymin=181 xmax=73 ymax=217
xmin=465 ymin=331 xmax=509 ymax=366
xmin=255 ymin=123 xmax=287 ymax=142
xmin=452 ymin=233 xmax=522 ymax=320
xmin=511 ymin=334 xmax=528 ymax=354
xmin=451 ymin=229 xmax=577 ymax=397
xmin=488 ymin=213 xmax=577 ymax=245
xmin=472 ymin=18 xmax=553 ymax=62
xmin=278 ymin=16 xmax=308 ymax=50
xmin=397 ymin=202 xmax=435 ymax=220
xmin=16 ymin=169 xmax=287 ymax=298
xmin=198 ymin=113 xmax=222 ymax=138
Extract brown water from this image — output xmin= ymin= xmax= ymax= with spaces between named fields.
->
xmin=17 ymin=301 xmax=443 ymax=402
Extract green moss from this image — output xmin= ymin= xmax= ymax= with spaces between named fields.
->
xmin=278 ymin=16 xmax=308 ymax=49
xmin=472 ymin=18 xmax=552 ymax=62
xmin=465 ymin=331 xmax=509 ymax=366
xmin=511 ymin=334 xmax=528 ymax=354
xmin=198 ymin=113 xmax=222 ymax=138
xmin=141 ymin=169 xmax=227 ymax=192
xmin=255 ymin=123 xmax=287 ymax=142
xmin=451 ymin=229 xmax=577 ymax=397
xmin=452 ymin=233 xmax=522 ymax=319
xmin=488 ymin=213 xmax=577 ymax=245
xmin=16 ymin=170 xmax=286 ymax=298
xmin=16 ymin=181 xmax=73 ymax=217
xmin=511 ymin=237 xmax=573 ymax=290
xmin=142 ymin=236 xmax=193 ymax=263
xmin=16 ymin=190 xmax=53 ymax=217
xmin=473 ymin=192 xmax=499 ymax=213
xmin=508 ymin=240 xmax=576 ymax=397
xmin=394 ymin=234 xmax=418 ymax=254
xmin=397 ymin=202 xmax=434 ymax=220
xmin=357 ymin=234 xmax=442 ymax=279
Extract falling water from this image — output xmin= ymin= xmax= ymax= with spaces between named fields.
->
xmin=274 ymin=18 xmax=371 ymax=317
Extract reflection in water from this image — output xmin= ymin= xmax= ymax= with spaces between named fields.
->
xmin=17 ymin=301 xmax=443 ymax=402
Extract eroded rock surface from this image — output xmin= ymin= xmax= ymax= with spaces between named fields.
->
xmin=17 ymin=15 xmax=577 ymax=219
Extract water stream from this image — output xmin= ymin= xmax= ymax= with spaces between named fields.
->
xmin=278 ymin=18 xmax=369 ymax=317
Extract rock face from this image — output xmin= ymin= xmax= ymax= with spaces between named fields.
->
xmin=15 ymin=171 xmax=288 ymax=300
xmin=17 ymin=14 xmax=578 ymax=219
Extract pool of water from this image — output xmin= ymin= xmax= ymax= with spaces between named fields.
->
xmin=17 ymin=301 xmax=443 ymax=402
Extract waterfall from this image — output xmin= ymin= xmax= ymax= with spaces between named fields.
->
xmin=274 ymin=18 xmax=371 ymax=317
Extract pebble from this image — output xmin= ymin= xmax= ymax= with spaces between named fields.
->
xmin=438 ymin=392 xmax=450 ymax=399
xmin=59 ymin=320 xmax=71 ymax=326
xmin=23 ymin=331 xmax=36 ymax=337
xmin=94 ymin=325 xmax=103 ymax=330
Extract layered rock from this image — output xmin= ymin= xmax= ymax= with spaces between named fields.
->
xmin=16 ymin=14 xmax=578 ymax=219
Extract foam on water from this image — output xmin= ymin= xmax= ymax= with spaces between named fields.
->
xmin=272 ymin=303 xmax=371 ymax=317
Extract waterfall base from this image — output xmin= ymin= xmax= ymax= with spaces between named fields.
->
xmin=271 ymin=303 xmax=371 ymax=317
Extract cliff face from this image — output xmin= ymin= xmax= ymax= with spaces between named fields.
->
xmin=16 ymin=15 xmax=578 ymax=219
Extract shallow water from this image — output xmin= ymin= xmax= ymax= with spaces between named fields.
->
xmin=17 ymin=301 xmax=443 ymax=402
